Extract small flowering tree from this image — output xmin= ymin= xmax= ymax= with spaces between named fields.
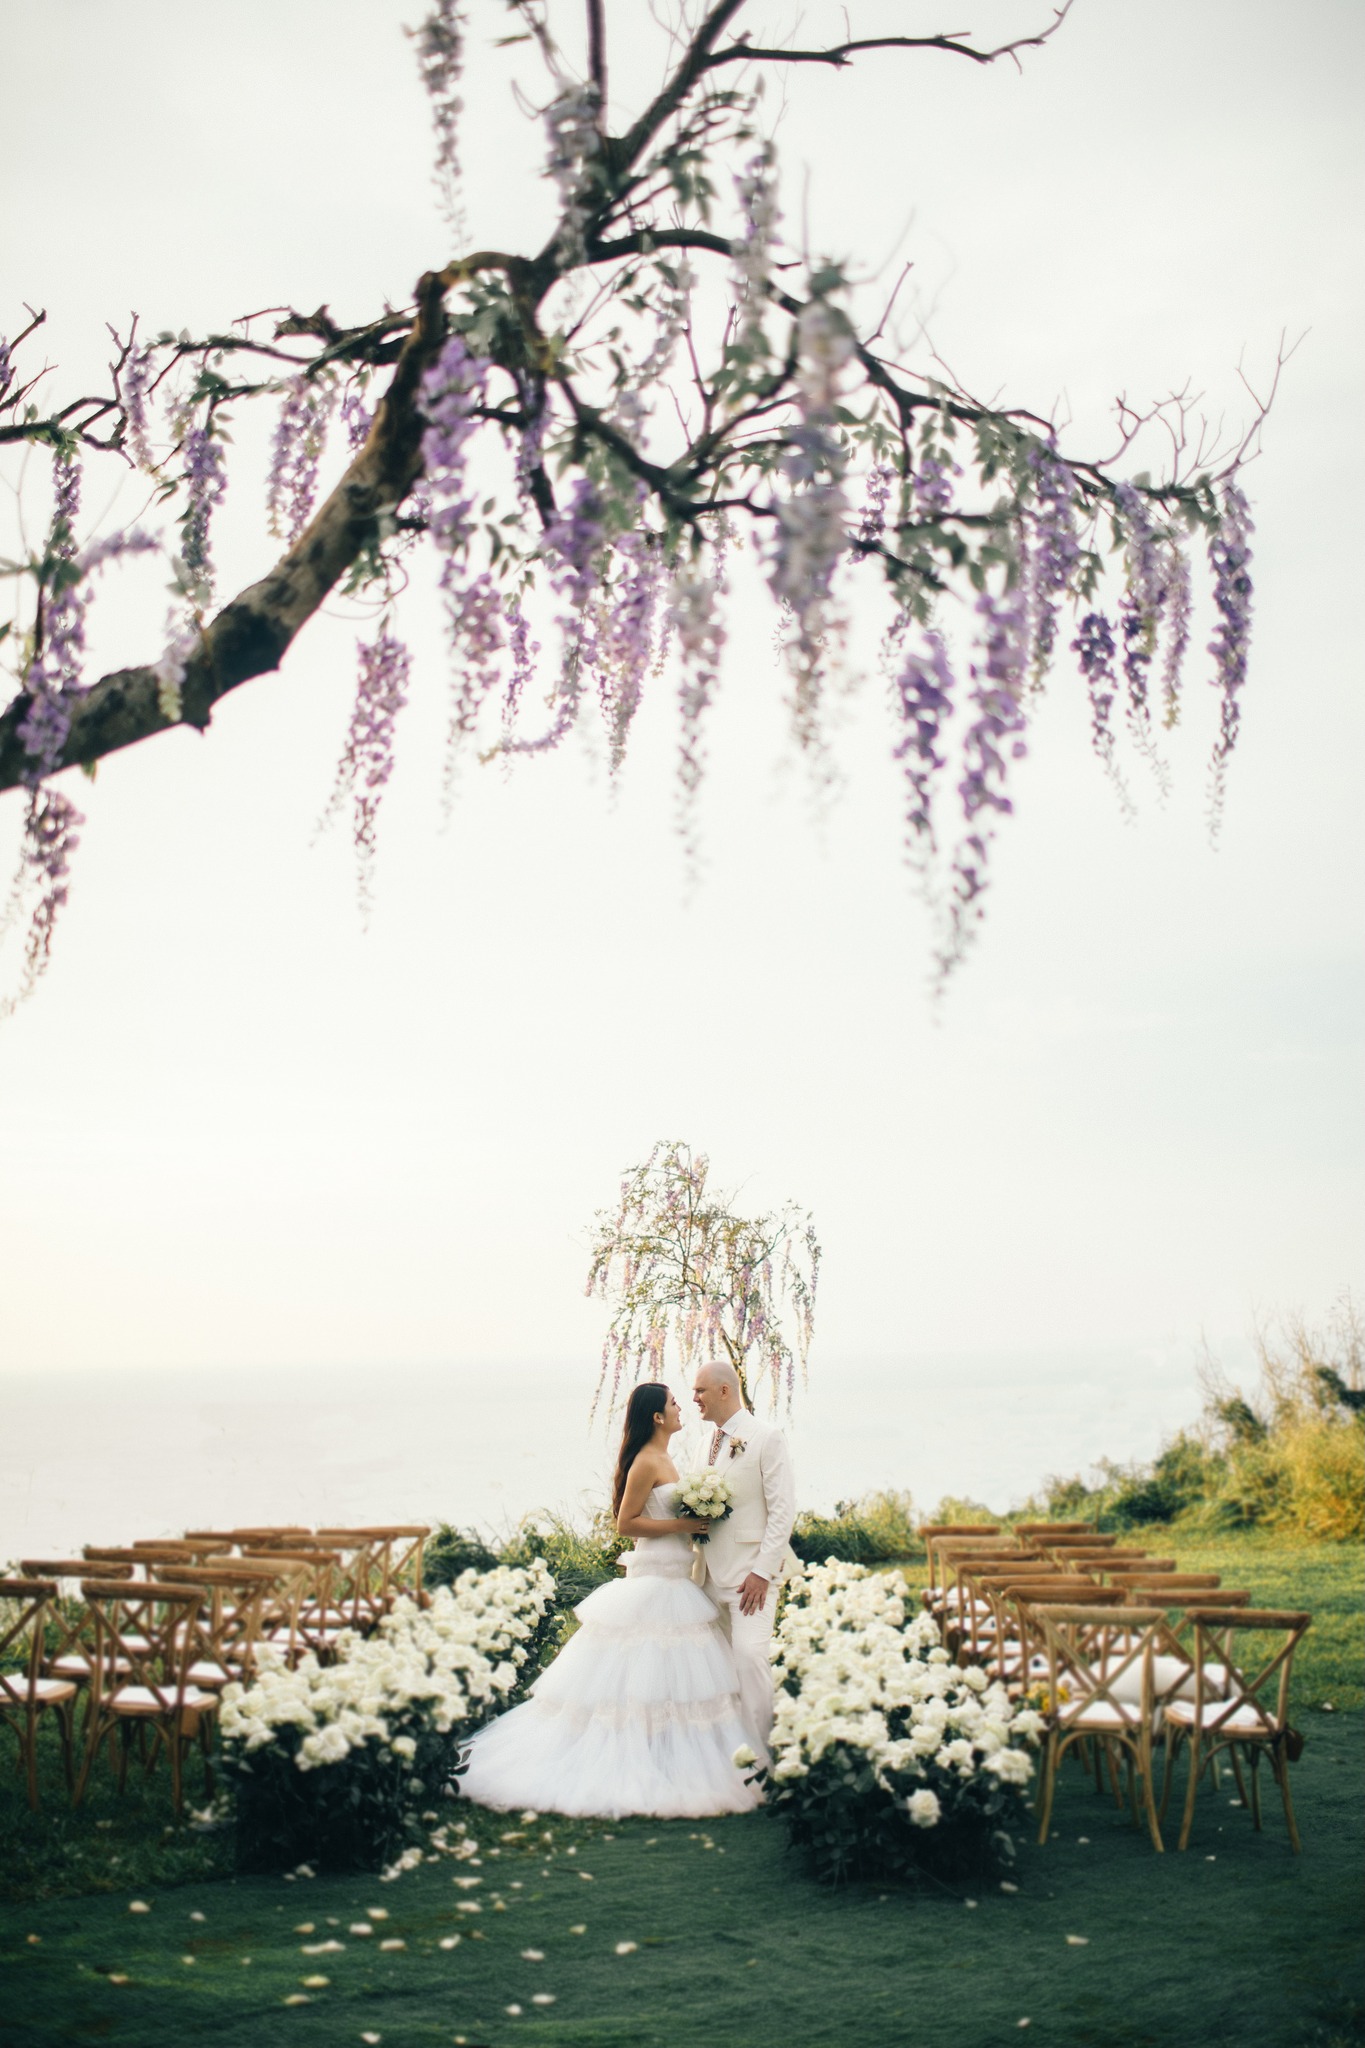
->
xmin=585 ymin=1138 xmax=819 ymax=1414
xmin=0 ymin=1 xmax=1277 ymax=1012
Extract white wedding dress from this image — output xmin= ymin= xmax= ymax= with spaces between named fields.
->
xmin=456 ymin=1485 xmax=761 ymax=1818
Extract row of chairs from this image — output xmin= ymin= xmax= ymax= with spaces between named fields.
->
xmin=0 ymin=1523 xmax=430 ymax=1812
xmin=918 ymin=1519 xmax=1311 ymax=1856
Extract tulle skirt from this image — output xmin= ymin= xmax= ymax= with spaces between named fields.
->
xmin=455 ymin=1558 xmax=762 ymax=1819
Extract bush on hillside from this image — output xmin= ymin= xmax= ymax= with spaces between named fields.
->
xmin=1018 ymin=1300 xmax=1364 ymax=1540
xmin=790 ymin=1489 xmax=919 ymax=1564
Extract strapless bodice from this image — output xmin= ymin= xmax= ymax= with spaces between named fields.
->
xmin=623 ymin=1481 xmax=692 ymax=1578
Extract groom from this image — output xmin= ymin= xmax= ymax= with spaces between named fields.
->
xmin=691 ymin=1361 xmax=796 ymax=1762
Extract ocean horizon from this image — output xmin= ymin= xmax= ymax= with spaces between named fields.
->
xmin=0 ymin=1345 xmax=1216 ymax=1564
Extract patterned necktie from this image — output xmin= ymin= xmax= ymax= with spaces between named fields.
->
xmin=708 ymin=1424 xmax=725 ymax=1464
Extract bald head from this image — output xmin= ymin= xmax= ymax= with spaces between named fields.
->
xmin=692 ymin=1359 xmax=743 ymax=1425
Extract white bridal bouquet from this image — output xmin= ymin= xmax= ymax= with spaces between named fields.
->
xmin=674 ymin=1467 xmax=734 ymax=1542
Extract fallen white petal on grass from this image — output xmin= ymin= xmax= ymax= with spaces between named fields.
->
xmin=302 ymin=1940 xmax=345 ymax=1955
xmin=1066 ymin=1935 xmax=1090 ymax=1947
xmin=532 ymin=1994 xmax=556 ymax=2006
xmin=453 ymin=1878 xmax=482 ymax=1890
xmin=301 ymin=1974 xmax=330 ymax=1987
xmin=350 ymin=1924 xmax=374 ymax=1937
xmin=521 ymin=1949 xmax=545 ymax=1961
xmin=614 ymin=1942 xmax=639 ymax=1955
xmin=379 ymin=1938 xmax=406 ymax=1951
xmin=128 ymin=1902 xmax=151 ymax=1915
xmin=294 ymin=1922 xmax=315 ymax=1934
xmin=25 ymin=1936 xmax=40 ymax=1947
xmin=361 ymin=2034 xmax=382 ymax=2045
xmin=181 ymin=1955 xmax=195 ymax=1966
xmin=439 ymin=1935 xmax=462 ymax=1951
xmin=505 ymin=2005 xmax=523 ymax=2017
xmin=282 ymin=1994 xmax=312 ymax=2006
xmin=189 ymin=1912 xmax=206 ymax=1923
xmin=367 ymin=1908 xmax=390 ymax=1920
xmin=108 ymin=1974 xmax=129 ymax=1986
xmin=456 ymin=1902 xmax=482 ymax=1914
xmin=965 ymin=1899 xmax=978 ymax=1910
xmin=569 ymin=1924 xmax=586 ymax=1936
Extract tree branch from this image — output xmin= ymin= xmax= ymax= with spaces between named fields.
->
xmin=701 ymin=5 xmax=1075 ymax=75
xmin=0 ymin=273 xmax=450 ymax=795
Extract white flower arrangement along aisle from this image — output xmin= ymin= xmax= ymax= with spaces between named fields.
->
xmin=763 ymin=1561 xmax=1044 ymax=1884
xmin=219 ymin=1562 xmax=555 ymax=1874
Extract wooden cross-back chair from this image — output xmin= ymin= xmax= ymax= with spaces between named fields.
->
xmin=1101 ymin=1587 xmax=1253 ymax=1730
xmin=157 ymin=1565 xmax=283 ymax=1690
xmin=946 ymin=1556 xmax=1053 ymax=1664
xmin=1033 ymin=1604 xmax=1170 ymax=1853
xmin=919 ymin=1524 xmax=1000 ymax=1592
xmin=315 ymin=1526 xmax=431 ymax=1621
xmin=0 ymin=1579 xmax=79 ymax=1809
xmin=931 ymin=1547 xmax=1030 ymax=1643
xmin=239 ymin=1549 xmax=346 ymax=1658
xmin=83 ymin=1546 xmax=195 ymax=1584
xmin=927 ymin=1537 xmax=1019 ymax=1614
xmin=20 ymin=1559 xmax=132 ymax=1697
xmin=1007 ymin=1582 xmax=1127 ymax=1698
xmin=131 ymin=1538 xmax=232 ymax=1563
xmin=1161 ymin=1609 xmax=1312 ymax=1853
xmin=74 ymin=1581 xmax=218 ymax=1812
xmin=968 ymin=1572 xmax=1100 ymax=1684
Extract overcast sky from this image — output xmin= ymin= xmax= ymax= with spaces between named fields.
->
xmin=0 ymin=2 xmax=1360 ymax=1502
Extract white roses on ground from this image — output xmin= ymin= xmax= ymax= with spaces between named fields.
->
xmin=220 ymin=1562 xmax=556 ymax=1875
xmin=764 ymin=1559 xmax=1041 ymax=1883
xmin=220 ymin=1562 xmax=555 ymax=1772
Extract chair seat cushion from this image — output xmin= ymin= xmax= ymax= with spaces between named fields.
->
xmin=1 ymin=1673 xmax=79 ymax=1704
xmin=186 ymin=1660 xmax=238 ymax=1686
xmin=107 ymin=1685 xmax=219 ymax=1713
xmin=1162 ymin=1698 xmax=1273 ymax=1736
xmin=1061 ymin=1698 xmax=1144 ymax=1731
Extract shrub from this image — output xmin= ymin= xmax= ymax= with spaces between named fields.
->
xmin=764 ymin=1561 xmax=1040 ymax=1885
xmin=425 ymin=1525 xmax=503 ymax=1586
xmin=220 ymin=1562 xmax=555 ymax=1874
xmin=790 ymin=1489 xmax=920 ymax=1565
xmin=499 ymin=1508 xmax=629 ymax=1608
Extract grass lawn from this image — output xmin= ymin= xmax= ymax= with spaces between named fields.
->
xmin=2 ymin=1530 xmax=1360 ymax=2047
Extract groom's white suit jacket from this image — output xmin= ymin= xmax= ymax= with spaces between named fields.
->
xmin=697 ymin=1408 xmax=797 ymax=1592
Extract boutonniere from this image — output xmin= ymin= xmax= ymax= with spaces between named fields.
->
xmin=727 ymin=1436 xmax=747 ymax=1460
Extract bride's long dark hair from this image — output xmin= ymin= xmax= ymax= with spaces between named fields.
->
xmin=611 ymin=1382 xmax=670 ymax=1516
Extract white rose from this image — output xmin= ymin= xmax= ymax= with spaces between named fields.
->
xmin=907 ymin=1789 xmax=941 ymax=1828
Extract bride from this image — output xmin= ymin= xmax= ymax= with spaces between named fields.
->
xmin=455 ymin=1383 xmax=761 ymax=1818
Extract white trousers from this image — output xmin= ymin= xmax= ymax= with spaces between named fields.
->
xmin=708 ymin=1578 xmax=777 ymax=1759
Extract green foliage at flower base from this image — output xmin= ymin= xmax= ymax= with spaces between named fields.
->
xmin=767 ymin=1739 xmax=1024 ymax=1888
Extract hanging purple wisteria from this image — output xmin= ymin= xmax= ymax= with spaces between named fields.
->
xmin=0 ymin=1 xmax=1287 ymax=1013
